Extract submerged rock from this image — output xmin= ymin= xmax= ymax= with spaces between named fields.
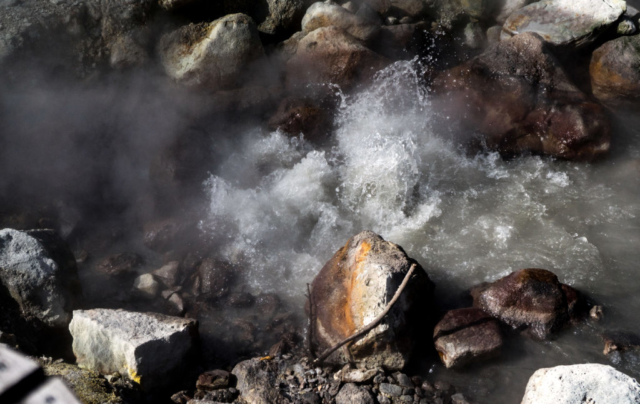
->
xmin=286 ymin=26 xmax=390 ymax=90
xmin=0 ymin=228 xmax=81 ymax=330
xmin=433 ymin=308 xmax=502 ymax=368
xmin=471 ymin=268 xmax=577 ymax=339
xmin=302 ymin=2 xmax=381 ymax=41
xmin=433 ymin=32 xmax=610 ymax=161
xmin=501 ymin=0 xmax=626 ymax=47
xmin=521 ymin=364 xmax=640 ymax=404
xmin=590 ymin=34 xmax=640 ymax=110
xmin=69 ymin=309 xmax=198 ymax=391
xmin=158 ymin=14 xmax=265 ymax=91
xmin=309 ymin=231 xmax=434 ymax=370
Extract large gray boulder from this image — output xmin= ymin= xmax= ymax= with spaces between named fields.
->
xmin=69 ymin=309 xmax=198 ymax=391
xmin=301 ymin=2 xmax=381 ymax=41
xmin=158 ymin=14 xmax=265 ymax=91
xmin=0 ymin=229 xmax=81 ymax=329
xmin=309 ymin=231 xmax=433 ymax=370
xmin=521 ymin=364 xmax=640 ymax=404
xmin=502 ymin=0 xmax=626 ymax=47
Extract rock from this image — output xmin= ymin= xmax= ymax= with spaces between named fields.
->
xmin=590 ymin=305 xmax=604 ymax=321
xmin=370 ymin=22 xmax=428 ymax=60
xmin=521 ymin=364 xmax=640 ymax=404
xmin=433 ymin=308 xmax=502 ymax=368
xmin=171 ymin=391 xmax=192 ymax=403
xmin=432 ymin=32 xmax=610 ymax=161
xmin=255 ymin=293 xmax=281 ymax=317
xmin=486 ymin=25 xmax=502 ymax=44
xmin=165 ymin=292 xmax=185 ymax=315
xmin=590 ymin=34 xmax=640 ymax=110
xmin=143 ymin=218 xmax=192 ymax=254
xmin=133 ymin=273 xmax=160 ymax=299
xmin=42 ymin=361 xmax=123 ymax=404
xmin=286 ymin=26 xmax=390 ymax=90
xmin=489 ymin=0 xmax=534 ymax=24
xmin=379 ymin=383 xmax=403 ymax=397
xmin=259 ymin=0 xmax=306 ymax=36
xmin=0 ymin=229 xmax=81 ymax=329
xmin=153 ymin=261 xmax=181 ymax=288
xmin=232 ymin=358 xmax=284 ymax=404
xmin=343 ymin=1 xmax=358 ymax=13
xmin=388 ymin=0 xmax=430 ymax=19
xmin=602 ymin=331 xmax=640 ymax=355
xmin=226 ymin=292 xmax=255 ymax=308
xmin=463 ymin=20 xmax=485 ymax=49
xmin=341 ymin=368 xmax=378 ymax=383
xmin=96 ymin=252 xmax=143 ymax=278
xmin=197 ymin=258 xmax=236 ymax=300
xmin=617 ymin=17 xmax=637 ymax=35
xmin=502 ymin=0 xmax=626 ymax=47
xmin=394 ymin=372 xmax=413 ymax=387
xmin=196 ymin=369 xmax=230 ymax=391
xmin=158 ymin=14 xmax=265 ymax=91
xmin=301 ymin=2 xmax=380 ymax=41
xmin=267 ymin=97 xmax=333 ymax=143
xmin=69 ymin=309 xmax=199 ymax=391
xmin=471 ymin=268 xmax=578 ymax=339
xmin=309 ymin=231 xmax=433 ymax=370
xmin=336 ymin=383 xmax=376 ymax=404
xmin=159 ymin=0 xmax=196 ymax=11
xmin=451 ymin=393 xmax=472 ymax=404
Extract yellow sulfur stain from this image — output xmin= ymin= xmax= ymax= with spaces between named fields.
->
xmin=126 ymin=366 xmax=142 ymax=384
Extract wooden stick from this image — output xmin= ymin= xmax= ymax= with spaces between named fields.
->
xmin=312 ymin=263 xmax=417 ymax=366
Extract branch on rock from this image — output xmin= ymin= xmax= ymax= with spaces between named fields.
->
xmin=312 ymin=263 xmax=417 ymax=366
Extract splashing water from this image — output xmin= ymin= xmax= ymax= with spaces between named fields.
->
xmin=203 ymin=60 xmax=640 ymax=402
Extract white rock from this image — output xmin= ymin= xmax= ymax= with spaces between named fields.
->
xmin=0 ymin=229 xmax=80 ymax=329
xmin=69 ymin=309 xmax=198 ymax=390
xmin=133 ymin=273 xmax=160 ymax=298
xmin=302 ymin=2 xmax=380 ymax=41
xmin=521 ymin=364 xmax=640 ymax=404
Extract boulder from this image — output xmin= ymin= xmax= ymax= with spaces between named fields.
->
xmin=590 ymin=34 xmax=640 ymax=110
xmin=432 ymin=32 xmax=610 ymax=161
xmin=259 ymin=0 xmax=306 ymax=36
xmin=336 ymin=383 xmax=376 ymax=404
xmin=286 ymin=26 xmax=390 ymax=90
xmin=133 ymin=273 xmax=160 ymax=299
xmin=309 ymin=231 xmax=433 ymax=370
xmin=197 ymin=258 xmax=236 ymax=300
xmin=153 ymin=261 xmax=181 ymax=288
xmin=158 ymin=14 xmax=265 ymax=91
xmin=501 ymin=0 xmax=626 ymax=47
xmin=0 ymin=229 xmax=81 ymax=330
xmin=521 ymin=364 xmax=640 ymax=404
xmin=470 ymin=268 xmax=577 ymax=339
xmin=267 ymin=97 xmax=333 ymax=142
xmin=370 ymin=22 xmax=429 ymax=60
xmin=96 ymin=252 xmax=142 ymax=278
xmin=143 ymin=218 xmax=192 ymax=253
xmin=232 ymin=358 xmax=285 ymax=404
xmin=433 ymin=308 xmax=502 ymax=368
xmin=301 ymin=2 xmax=381 ymax=42
xmin=196 ymin=369 xmax=230 ymax=391
xmin=69 ymin=309 xmax=198 ymax=391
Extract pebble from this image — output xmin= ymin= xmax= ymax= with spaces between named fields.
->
xmin=380 ymin=383 xmax=403 ymax=397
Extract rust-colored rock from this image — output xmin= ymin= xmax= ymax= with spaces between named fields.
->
xmin=432 ymin=32 xmax=610 ymax=161
xmin=471 ymin=268 xmax=580 ymax=339
xmin=434 ymin=308 xmax=503 ymax=368
xmin=309 ymin=231 xmax=433 ymax=370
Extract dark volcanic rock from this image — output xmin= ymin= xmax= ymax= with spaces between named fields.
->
xmin=267 ymin=97 xmax=333 ymax=143
xmin=591 ymin=34 xmax=640 ymax=110
xmin=232 ymin=358 xmax=285 ymax=404
xmin=471 ymin=268 xmax=578 ymax=339
xmin=336 ymin=383 xmax=376 ymax=404
xmin=602 ymin=331 xmax=640 ymax=355
xmin=198 ymin=258 xmax=236 ymax=300
xmin=433 ymin=308 xmax=503 ymax=368
xmin=309 ymin=231 xmax=433 ymax=370
xmin=96 ymin=252 xmax=143 ymax=278
xmin=153 ymin=261 xmax=182 ymax=288
xmin=432 ymin=32 xmax=610 ymax=161
xmin=196 ymin=369 xmax=230 ymax=391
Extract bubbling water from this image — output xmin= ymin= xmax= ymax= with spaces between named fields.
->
xmin=203 ymin=60 xmax=640 ymax=402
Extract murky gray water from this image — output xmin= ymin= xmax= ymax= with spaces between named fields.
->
xmin=202 ymin=60 xmax=640 ymax=403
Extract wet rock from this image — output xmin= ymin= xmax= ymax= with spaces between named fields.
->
xmin=380 ymin=383 xmax=403 ymax=397
xmin=165 ymin=292 xmax=185 ymax=316
xmin=227 ymin=292 xmax=255 ymax=308
xmin=171 ymin=391 xmax=192 ymax=403
xmin=153 ymin=261 xmax=181 ymax=288
xmin=434 ymin=308 xmax=502 ymax=368
xmin=267 ymin=97 xmax=333 ymax=143
xmin=42 ymin=361 xmax=123 ymax=404
xmin=471 ymin=268 xmax=578 ymax=339
xmin=617 ymin=17 xmax=637 ymax=35
xmin=69 ymin=309 xmax=199 ymax=391
xmin=309 ymin=231 xmax=434 ymax=370
xmin=341 ymin=368 xmax=378 ymax=383
xmin=521 ymin=364 xmax=640 ymax=404
xmin=501 ymin=0 xmax=626 ymax=47
xmin=336 ymin=383 xmax=376 ymax=404
xmin=302 ymin=2 xmax=380 ymax=41
xmin=196 ymin=369 xmax=230 ymax=391
xmin=259 ymin=0 xmax=306 ymax=36
xmin=255 ymin=293 xmax=281 ymax=317
xmin=394 ymin=372 xmax=413 ymax=388
xmin=0 ymin=228 xmax=81 ymax=329
xmin=602 ymin=331 xmax=640 ymax=355
xmin=489 ymin=0 xmax=534 ymax=24
xmin=370 ymin=22 xmax=428 ymax=60
xmin=158 ymin=14 xmax=265 ymax=91
xmin=133 ymin=273 xmax=160 ymax=299
xmin=590 ymin=305 xmax=604 ymax=321
xmin=232 ymin=358 xmax=285 ymax=404
xmin=590 ymin=34 xmax=640 ymax=110
xmin=198 ymin=258 xmax=236 ymax=300
xmin=486 ymin=25 xmax=502 ymax=44
xmin=433 ymin=32 xmax=610 ymax=161
xmin=286 ymin=26 xmax=390 ymax=90
xmin=96 ymin=252 xmax=143 ymax=278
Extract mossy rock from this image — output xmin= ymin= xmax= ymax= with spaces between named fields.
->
xmin=42 ymin=362 xmax=123 ymax=404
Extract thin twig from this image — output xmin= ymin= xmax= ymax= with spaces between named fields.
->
xmin=312 ymin=263 xmax=417 ymax=366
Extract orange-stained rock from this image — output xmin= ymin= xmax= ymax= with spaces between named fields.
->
xmin=309 ymin=231 xmax=433 ymax=370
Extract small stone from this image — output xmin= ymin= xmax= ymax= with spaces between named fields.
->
xmin=451 ymin=393 xmax=472 ymax=404
xmin=97 ymin=252 xmax=142 ymax=278
xmin=373 ymin=374 xmax=385 ymax=384
xmin=170 ymin=390 xmax=191 ymax=404
xmin=590 ymin=305 xmax=604 ymax=321
xmin=152 ymin=261 xmax=181 ymax=288
xmin=398 ymin=395 xmax=413 ymax=402
xmin=380 ymin=383 xmax=403 ymax=397
xmin=395 ymin=373 xmax=413 ymax=388
xmin=336 ymin=383 xmax=376 ymax=404
xmin=342 ymin=369 xmax=378 ymax=383
xmin=196 ymin=369 xmax=230 ymax=391
xmin=617 ymin=18 xmax=637 ymax=36
xmin=133 ymin=273 xmax=160 ymax=299
xmin=434 ymin=381 xmax=453 ymax=394
xmin=603 ymin=331 xmax=640 ymax=355
xmin=386 ymin=16 xmax=398 ymax=25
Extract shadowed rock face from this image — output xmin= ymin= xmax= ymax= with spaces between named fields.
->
xmin=591 ymin=34 xmax=640 ymax=110
xmin=471 ymin=268 xmax=578 ymax=339
xmin=432 ymin=32 xmax=610 ymax=161
xmin=433 ymin=308 xmax=503 ymax=368
xmin=309 ymin=231 xmax=433 ymax=370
